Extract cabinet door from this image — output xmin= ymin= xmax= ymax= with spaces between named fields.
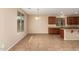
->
xmin=60 ymin=30 xmax=64 ymax=39
xmin=77 ymin=17 xmax=79 ymax=24
xmin=48 ymin=17 xmax=56 ymax=24
xmin=67 ymin=17 xmax=73 ymax=25
xmin=48 ymin=28 xmax=53 ymax=34
xmin=48 ymin=28 xmax=60 ymax=34
xmin=73 ymin=17 xmax=78 ymax=25
xmin=67 ymin=17 xmax=78 ymax=25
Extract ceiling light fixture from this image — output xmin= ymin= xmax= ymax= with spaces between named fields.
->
xmin=60 ymin=13 xmax=65 ymax=17
xmin=60 ymin=11 xmax=65 ymax=17
xmin=35 ymin=8 xmax=40 ymax=20
xmin=60 ymin=11 xmax=64 ymax=14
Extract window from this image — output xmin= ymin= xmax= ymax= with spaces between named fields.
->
xmin=17 ymin=11 xmax=24 ymax=32
xmin=56 ymin=18 xmax=65 ymax=26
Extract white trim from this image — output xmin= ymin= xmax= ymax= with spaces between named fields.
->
xmin=17 ymin=32 xmax=24 ymax=35
xmin=28 ymin=33 xmax=48 ymax=34
xmin=6 ymin=33 xmax=28 ymax=51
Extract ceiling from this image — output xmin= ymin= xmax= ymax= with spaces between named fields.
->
xmin=22 ymin=8 xmax=79 ymax=16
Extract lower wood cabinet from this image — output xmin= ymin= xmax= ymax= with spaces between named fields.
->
xmin=48 ymin=28 xmax=60 ymax=34
xmin=60 ymin=29 xmax=64 ymax=39
xmin=48 ymin=28 xmax=64 ymax=39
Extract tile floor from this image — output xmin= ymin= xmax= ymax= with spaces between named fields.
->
xmin=10 ymin=34 xmax=79 ymax=51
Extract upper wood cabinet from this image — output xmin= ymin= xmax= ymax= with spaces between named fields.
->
xmin=67 ymin=17 xmax=74 ymax=25
xmin=77 ymin=17 xmax=79 ymax=24
xmin=67 ymin=17 xmax=79 ymax=25
xmin=48 ymin=16 xmax=56 ymax=24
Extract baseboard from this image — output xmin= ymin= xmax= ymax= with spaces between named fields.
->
xmin=6 ymin=33 xmax=28 ymax=51
xmin=28 ymin=33 xmax=48 ymax=35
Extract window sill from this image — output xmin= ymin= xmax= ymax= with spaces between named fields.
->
xmin=17 ymin=32 xmax=24 ymax=35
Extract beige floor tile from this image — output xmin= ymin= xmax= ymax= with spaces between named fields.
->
xmin=9 ymin=34 xmax=79 ymax=51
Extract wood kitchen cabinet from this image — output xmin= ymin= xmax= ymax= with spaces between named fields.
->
xmin=60 ymin=29 xmax=64 ymax=39
xmin=67 ymin=17 xmax=74 ymax=25
xmin=48 ymin=28 xmax=60 ymax=34
xmin=48 ymin=16 xmax=56 ymax=24
xmin=67 ymin=17 xmax=79 ymax=25
xmin=77 ymin=17 xmax=79 ymax=24
xmin=74 ymin=17 xmax=78 ymax=24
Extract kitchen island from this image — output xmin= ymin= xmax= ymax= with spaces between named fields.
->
xmin=64 ymin=27 xmax=79 ymax=40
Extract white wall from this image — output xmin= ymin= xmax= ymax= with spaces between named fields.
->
xmin=0 ymin=8 xmax=28 ymax=50
xmin=28 ymin=16 xmax=48 ymax=34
